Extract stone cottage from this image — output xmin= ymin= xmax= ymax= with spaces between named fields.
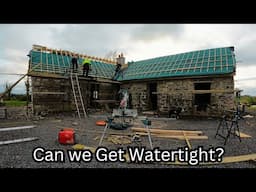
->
xmin=27 ymin=45 xmax=236 ymax=117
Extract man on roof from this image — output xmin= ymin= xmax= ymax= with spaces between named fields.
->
xmin=82 ymin=58 xmax=91 ymax=77
xmin=113 ymin=56 xmax=122 ymax=79
xmin=71 ymin=54 xmax=79 ymax=73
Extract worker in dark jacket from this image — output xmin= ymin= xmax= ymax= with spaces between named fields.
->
xmin=113 ymin=61 xmax=121 ymax=79
xmin=71 ymin=54 xmax=79 ymax=72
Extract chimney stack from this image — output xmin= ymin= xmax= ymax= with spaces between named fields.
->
xmin=116 ymin=53 xmax=125 ymax=66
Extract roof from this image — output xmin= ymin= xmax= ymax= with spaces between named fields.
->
xmin=117 ymin=46 xmax=236 ymax=81
xmin=29 ymin=46 xmax=236 ymax=81
xmin=29 ymin=50 xmax=116 ymax=79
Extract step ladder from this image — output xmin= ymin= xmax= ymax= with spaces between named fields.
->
xmin=70 ymin=72 xmax=87 ymax=118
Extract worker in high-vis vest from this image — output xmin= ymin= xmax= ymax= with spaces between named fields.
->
xmin=82 ymin=58 xmax=91 ymax=77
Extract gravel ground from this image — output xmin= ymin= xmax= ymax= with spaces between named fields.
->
xmin=1 ymin=110 xmax=256 ymax=168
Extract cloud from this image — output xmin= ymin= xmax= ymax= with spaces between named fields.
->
xmin=130 ymin=24 xmax=184 ymax=42
xmin=236 ymin=41 xmax=256 ymax=66
xmin=0 ymin=75 xmax=26 ymax=94
xmin=50 ymin=24 xmax=135 ymax=57
xmin=1 ymin=24 xmax=256 ymax=95
xmin=0 ymin=24 xmax=58 ymax=51
xmin=0 ymin=24 xmax=137 ymax=94
xmin=235 ymin=80 xmax=256 ymax=96
xmin=235 ymin=65 xmax=256 ymax=96
xmin=0 ymin=24 xmax=63 ymax=74
xmin=182 ymin=24 xmax=256 ymax=67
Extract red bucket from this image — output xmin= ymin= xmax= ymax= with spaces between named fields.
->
xmin=58 ymin=128 xmax=75 ymax=145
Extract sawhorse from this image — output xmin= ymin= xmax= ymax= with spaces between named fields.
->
xmin=99 ymin=117 xmax=114 ymax=146
xmin=141 ymin=118 xmax=153 ymax=149
xmin=98 ymin=117 xmax=130 ymax=146
xmin=215 ymin=113 xmax=241 ymax=145
xmin=98 ymin=117 xmax=153 ymax=149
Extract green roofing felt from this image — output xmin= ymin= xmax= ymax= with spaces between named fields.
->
xmin=29 ymin=50 xmax=116 ymax=79
xmin=29 ymin=46 xmax=236 ymax=81
xmin=117 ymin=46 xmax=236 ymax=81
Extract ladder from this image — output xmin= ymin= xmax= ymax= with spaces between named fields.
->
xmin=70 ymin=72 xmax=87 ymax=118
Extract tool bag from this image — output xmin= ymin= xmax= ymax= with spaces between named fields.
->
xmin=109 ymin=122 xmax=130 ymax=130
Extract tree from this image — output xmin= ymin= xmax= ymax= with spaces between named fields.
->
xmin=4 ymin=82 xmax=12 ymax=100
xmin=251 ymin=96 xmax=256 ymax=105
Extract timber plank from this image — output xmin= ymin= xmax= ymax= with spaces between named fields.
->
xmin=131 ymin=127 xmax=202 ymax=135
xmin=0 ymin=137 xmax=38 ymax=145
xmin=135 ymin=132 xmax=208 ymax=140
xmin=0 ymin=125 xmax=36 ymax=132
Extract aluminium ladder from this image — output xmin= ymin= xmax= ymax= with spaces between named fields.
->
xmin=70 ymin=72 xmax=87 ymax=118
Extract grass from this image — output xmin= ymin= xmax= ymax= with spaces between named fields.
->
xmin=249 ymin=105 xmax=256 ymax=111
xmin=3 ymin=100 xmax=27 ymax=107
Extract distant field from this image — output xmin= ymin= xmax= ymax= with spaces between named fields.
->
xmin=249 ymin=105 xmax=256 ymax=110
xmin=3 ymin=100 xmax=26 ymax=107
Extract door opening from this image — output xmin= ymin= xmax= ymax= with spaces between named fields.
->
xmin=149 ymin=83 xmax=157 ymax=110
xmin=194 ymin=83 xmax=211 ymax=111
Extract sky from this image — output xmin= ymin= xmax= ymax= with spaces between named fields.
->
xmin=0 ymin=24 xmax=256 ymax=96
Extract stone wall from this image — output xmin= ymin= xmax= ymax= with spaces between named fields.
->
xmin=31 ymin=75 xmax=234 ymax=116
xmin=31 ymin=76 xmax=120 ymax=114
xmin=97 ymin=83 xmax=119 ymax=100
xmin=206 ymin=76 xmax=234 ymax=116
xmin=31 ymin=77 xmax=72 ymax=114
xmin=121 ymin=75 xmax=234 ymax=116
xmin=121 ymin=83 xmax=148 ymax=111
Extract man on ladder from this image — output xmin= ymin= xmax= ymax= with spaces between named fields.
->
xmin=82 ymin=58 xmax=91 ymax=77
xmin=113 ymin=61 xmax=122 ymax=79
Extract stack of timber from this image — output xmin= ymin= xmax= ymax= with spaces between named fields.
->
xmin=131 ymin=128 xmax=208 ymax=140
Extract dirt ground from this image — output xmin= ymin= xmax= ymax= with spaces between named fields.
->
xmin=1 ymin=106 xmax=256 ymax=168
